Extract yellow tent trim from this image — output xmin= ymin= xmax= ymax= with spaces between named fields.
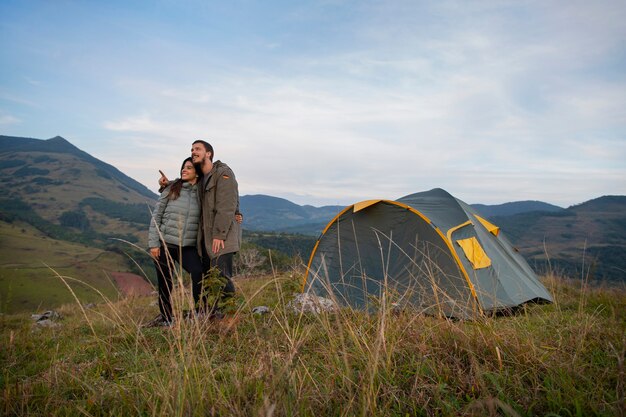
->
xmin=475 ymin=215 xmax=500 ymax=236
xmin=302 ymin=240 xmax=321 ymax=292
xmin=456 ymin=237 xmax=492 ymax=269
xmin=446 ymin=220 xmax=472 ymax=243
xmin=353 ymin=200 xmax=383 ymax=212
xmin=394 ymin=203 xmax=478 ymax=303
xmin=321 ymin=205 xmax=353 ymax=235
xmin=391 ymin=201 xmax=432 ymax=224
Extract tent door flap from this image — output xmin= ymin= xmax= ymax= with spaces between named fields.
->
xmin=456 ymin=237 xmax=492 ymax=269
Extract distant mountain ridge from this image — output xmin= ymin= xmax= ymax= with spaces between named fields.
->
xmin=568 ymin=195 xmax=626 ymax=212
xmin=241 ymin=194 xmax=569 ymax=235
xmin=240 ymin=194 xmax=343 ymax=233
xmin=489 ymin=195 xmax=626 ymax=282
xmin=471 ymin=200 xmax=564 ymax=218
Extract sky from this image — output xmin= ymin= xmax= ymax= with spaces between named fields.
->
xmin=1 ymin=0 xmax=625 ymax=208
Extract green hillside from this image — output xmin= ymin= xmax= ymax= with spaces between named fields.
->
xmin=0 ymin=220 xmax=143 ymax=313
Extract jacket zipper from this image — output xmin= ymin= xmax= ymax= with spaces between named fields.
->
xmin=181 ymin=186 xmax=191 ymax=245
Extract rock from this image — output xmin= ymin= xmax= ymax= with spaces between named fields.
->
xmin=31 ymin=310 xmax=62 ymax=330
xmin=287 ymin=293 xmax=337 ymax=314
xmin=252 ymin=306 xmax=270 ymax=315
xmin=31 ymin=310 xmax=61 ymax=322
xmin=34 ymin=319 xmax=60 ymax=328
xmin=83 ymin=303 xmax=96 ymax=309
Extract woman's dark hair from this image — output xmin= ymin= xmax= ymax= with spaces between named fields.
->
xmin=166 ymin=157 xmax=196 ymax=200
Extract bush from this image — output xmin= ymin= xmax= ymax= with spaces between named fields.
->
xmin=80 ymin=197 xmax=151 ymax=225
xmin=0 ymin=159 xmax=25 ymax=169
xmin=13 ymin=166 xmax=49 ymax=177
xmin=59 ymin=210 xmax=92 ymax=232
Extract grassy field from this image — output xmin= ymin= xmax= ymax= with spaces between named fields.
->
xmin=0 ymin=221 xmax=139 ymax=314
xmin=1 ymin=270 xmax=624 ymax=416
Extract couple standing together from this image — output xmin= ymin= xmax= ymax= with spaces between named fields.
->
xmin=147 ymin=140 xmax=241 ymax=326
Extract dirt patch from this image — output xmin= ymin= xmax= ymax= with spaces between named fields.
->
xmin=109 ymin=272 xmax=154 ymax=297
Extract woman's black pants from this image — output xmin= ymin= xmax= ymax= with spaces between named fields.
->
xmin=154 ymin=245 xmax=203 ymax=321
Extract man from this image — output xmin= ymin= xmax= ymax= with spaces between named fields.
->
xmin=160 ymin=140 xmax=241 ymax=317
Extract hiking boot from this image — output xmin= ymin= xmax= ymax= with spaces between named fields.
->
xmin=209 ymin=310 xmax=225 ymax=320
xmin=142 ymin=316 xmax=173 ymax=328
xmin=194 ymin=308 xmax=224 ymax=322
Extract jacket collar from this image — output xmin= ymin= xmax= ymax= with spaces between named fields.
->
xmin=202 ymin=160 xmax=223 ymax=189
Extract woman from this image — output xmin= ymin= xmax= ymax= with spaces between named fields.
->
xmin=147 ymin=157 xmax=202 ymax=326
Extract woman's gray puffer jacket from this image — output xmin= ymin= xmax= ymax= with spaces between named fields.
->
xmin=148 ymin=182 xmax=200 ymax=248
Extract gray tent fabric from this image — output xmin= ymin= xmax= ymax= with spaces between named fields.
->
xmin=304 ymin=188 xmax=553 ymax=318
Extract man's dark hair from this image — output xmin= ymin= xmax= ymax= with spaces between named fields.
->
xmin=193 ymin=140 xmax=214 ymax=161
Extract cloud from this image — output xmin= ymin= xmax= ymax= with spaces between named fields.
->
xmin=4 ymin=0 xmax=625 ymax=207
xmin=0 ymin=113 xmax=21 ymax=126
xmin=23 ymin=76 xmax=40 ymax=86
xmin=100 ymin=8 xmax=626 ymax=205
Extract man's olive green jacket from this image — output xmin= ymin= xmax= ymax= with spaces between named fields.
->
xmin=198 ymin=160 xmax=241 ymax=258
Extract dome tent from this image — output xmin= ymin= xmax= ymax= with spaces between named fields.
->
xmin=303 ymin=188 xmax=553 ymax=318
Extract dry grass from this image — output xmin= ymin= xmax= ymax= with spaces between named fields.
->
xmin=1 ymin=269 xmax=624 ymax=416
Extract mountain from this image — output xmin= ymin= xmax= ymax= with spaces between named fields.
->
xmin=0 ymin=135 xmax=157 ymax=244
xmin=0 ymin=135 xmax=156 ymax=200
xmin=490 ymin=196 xmax=626 ymax=283
xmin=240 ymin=194 xmax=343 ymax=234
xmin=0 ymin=135 xmax=159 ymax=313
xmin=471 ymin=201 xmax=564 ymax=217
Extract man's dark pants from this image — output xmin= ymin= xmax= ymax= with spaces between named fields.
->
xmin=199 ymin=245 xmax=235 ymax=313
